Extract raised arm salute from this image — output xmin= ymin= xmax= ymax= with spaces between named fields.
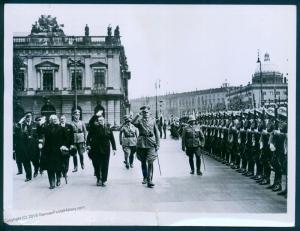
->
xmin=132 ymin=105 xmax=160 ymax=188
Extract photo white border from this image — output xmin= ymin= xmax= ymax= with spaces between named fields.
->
xmin=3 ymin=4 xmax=296 ymax=226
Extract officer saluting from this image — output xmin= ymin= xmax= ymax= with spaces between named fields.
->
xmin=131 ymin=105 xmax=160 ymax=188
xmin=119 ymin=115 xmax=138 ymax=169
xmin=182 ymin=115 xmax=205 ymax=175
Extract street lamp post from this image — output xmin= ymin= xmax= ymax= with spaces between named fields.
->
xmin=73 ymin=37 xmax=78 ymax=111
xmin=155 ymin=79 xmax=160 ymax=120
xmin=257 ymin=51 xmax=263 ymax=107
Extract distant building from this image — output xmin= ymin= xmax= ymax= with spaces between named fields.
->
xmin=130 ymin=84 xmax=236 ymax=119
xmin=227 ymin=52 xmax=288 ymax=109
xmin=13 ymin=15 xmax=130 ymax=125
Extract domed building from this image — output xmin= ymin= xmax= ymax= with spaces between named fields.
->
xmin=252 ymin=53 xmax=285 ymax=85
xmin=227 ymin=52 xmax=288 ymax=109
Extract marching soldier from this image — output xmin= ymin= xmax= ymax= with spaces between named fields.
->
xmin=276 ymin=106 xmax=288 ymax=197
xmin=182 ymin=115 xmax=205 ymax=175
xmin=259 ymin=108 xmax=275 ymax=186
xmin=251 ymin=109 xmax=263 ymax=181
xmin=86 ymin=115 xmax=116 ymax=187
xmin=230 ymin=113 xmax=239 ymax=169
xmin=119 ymin=115 xmax=138 ymax=169
xmin=70 ymin=109 xmax=87 ymax=172
xmin=269 ymin=106 xmax=286 ymax=193
xmin=236 ymin=113 xmax=246 ymax=173
xmin=131 ymin=105 xmax=160 ymax=188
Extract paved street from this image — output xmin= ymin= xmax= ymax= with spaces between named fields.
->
xmin=8 ymin=131 xmax=287 ymax=226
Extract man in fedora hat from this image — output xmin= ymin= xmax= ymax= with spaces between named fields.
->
xmin=131 ymin=105 xmax=160 ymax=188
xmin=70 ymin=109 xmax=87 ymax=172
xmin=119 ymin=115 xmax=138 ymax=169
xmin=182 ymin=115 xmax=205 ymax=175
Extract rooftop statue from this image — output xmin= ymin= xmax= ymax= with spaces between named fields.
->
xmin=114 ymin=25 xmax=120 ymax=37
xmin=107 ymin=25 xmax=112 ymax=36
xmin=85 ymin=24 xmax=89 ymax=36
xmin=30 ymin=15 xmax=65 ymax=36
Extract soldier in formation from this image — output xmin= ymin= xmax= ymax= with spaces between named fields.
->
xmin=199 ymin=105 xmax=288 ymax=197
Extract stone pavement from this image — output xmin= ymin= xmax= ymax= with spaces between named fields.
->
xmin=6 ymin=132 xmax=287 ymax=226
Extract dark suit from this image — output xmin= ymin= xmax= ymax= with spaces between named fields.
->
xmin=42 ymin=124 xmax=67 ymax=187
xmin=60 ymin=123 xmax=74 ymax=177
xmin=87 ymin=124 xmax=116 ymax=183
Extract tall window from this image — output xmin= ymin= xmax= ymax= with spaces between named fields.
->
xmin=16 ymin=70 xmax=25 ymax=91
xmin=43 ymin=70 xmax=53 ymax=91
xmin=71 ymin=70 xmax=82 ymax=90
xmin=94 ymin=69 xmax=105 ymax=89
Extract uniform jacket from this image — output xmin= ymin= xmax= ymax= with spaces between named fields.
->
xmin=18 ymin=121 xmax=39 ymax=161
xmin=132 ymin=117 xmax=160 ymax=149
xmin=182 ymin=124 xmax=205 ymax=149
xmin=119 ymin=123 xmax=138 ymax=147
xmin=71 ymin=120 xmax=87 ymax=143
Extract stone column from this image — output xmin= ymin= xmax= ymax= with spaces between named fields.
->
xmin=41 ymin=69 xmax=43 ymax=90
xmin=114 ymin=99 xmax=120 ymax=126
xmin=37 ymin=70 xmax=41 ymax=89
xmin=84 ymin=55 xmax=91 ymax=89
xmin=53 ymin=69 xmax=56 ymax=90
xmin=107 ymin=51 xmax=114 ymax=88
xmin=107 ymin=100 xmax=114 ymax=126
xmin=61 ymin=56 xmax=68 ymax=89
xmin=27 ymin=57 xmax=33 ymax=89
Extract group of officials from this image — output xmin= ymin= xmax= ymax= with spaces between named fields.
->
xmin=181 ymin=105 xmax=288 ymax=198
xmin=13 ymin=103 xmax=288 ymax=197
xmin=13 ymin=105 xmax=161 ymax=189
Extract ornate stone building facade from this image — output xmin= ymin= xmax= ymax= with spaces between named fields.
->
xmin=13 ymin=16 xmax=130 ymax=125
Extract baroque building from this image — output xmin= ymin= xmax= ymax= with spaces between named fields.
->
xmin=13 ymin=15 xmax=130 ymax=125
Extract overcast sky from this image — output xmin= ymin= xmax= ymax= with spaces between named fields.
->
xmin=6 ymin=4 xmax=296 ymax=99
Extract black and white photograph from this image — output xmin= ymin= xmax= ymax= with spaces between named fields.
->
xmin=4 ymin=4 xmax=296 ymax=226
